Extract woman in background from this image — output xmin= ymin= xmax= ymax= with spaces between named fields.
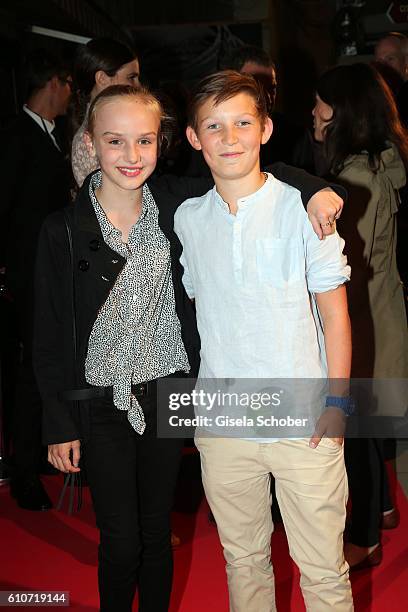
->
xmin=313 ymin=62 xmax=408 ymax=569
xmin=71 ymin=37 xmax=140 ymax=187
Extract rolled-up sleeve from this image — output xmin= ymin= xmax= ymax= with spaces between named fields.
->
xmin=304 ymin=216 xmax=350 ymax=293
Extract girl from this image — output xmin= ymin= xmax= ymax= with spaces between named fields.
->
xmin=71 ymin=37 xmax=140 ymax=187
xmin=34 ymin=84 xmax=345 ymax=611
xmin=313 ymin=62 xmax=408 ymax=570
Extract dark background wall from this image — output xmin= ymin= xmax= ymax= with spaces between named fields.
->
xmin=1 ymin=0 xmax=407 ymax=127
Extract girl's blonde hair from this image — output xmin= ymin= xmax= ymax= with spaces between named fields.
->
xmin=86 ymin=84 xmax=173 ymax=151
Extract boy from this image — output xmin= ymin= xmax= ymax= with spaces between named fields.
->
xmin=174 ymin=71 xmax=354 ymax=611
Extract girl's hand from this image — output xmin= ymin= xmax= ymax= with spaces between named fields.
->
xmin=307 ymin=187 xmax=343 ymax=240
xmin=48 ymin=440 xmax=81 ymax=474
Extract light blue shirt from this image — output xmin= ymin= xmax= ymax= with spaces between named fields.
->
xmin=174 ymin=174 xmax=350 ymax=440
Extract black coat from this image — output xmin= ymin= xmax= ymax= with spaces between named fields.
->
xmin=0 ymin=112 xmax=72 ymax=340
xmin=33 ymin=166 xmax=337 ymax=444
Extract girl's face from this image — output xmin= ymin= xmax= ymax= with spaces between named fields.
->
xmin=312 ymin=94 xmax=333 ymax=142
xmin=87 ymin=96 xmax=160 ymax=193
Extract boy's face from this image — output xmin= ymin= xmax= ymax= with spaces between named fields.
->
xmin=186 ymin=92 xmax=272 ymax=183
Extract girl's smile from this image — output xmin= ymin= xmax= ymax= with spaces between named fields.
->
xmin=117 ymin=166 xmax=143 ymax=177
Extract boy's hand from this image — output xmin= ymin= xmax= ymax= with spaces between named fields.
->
xmin=48 ymin=440 xmax=81 ymax=473
xmin=309 ymin=407 xmax=346 ymax=448
xmin=307 ymin=188 xmax=343 ymax=240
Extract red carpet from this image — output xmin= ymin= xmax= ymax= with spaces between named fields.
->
xmin=1 ymin=458 xmax=407 ymax=611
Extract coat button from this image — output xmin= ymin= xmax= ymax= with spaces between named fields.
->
xmin=78 ymin=259 xmax=90 ymax=272
xmin=89 ymin=239 xmax=101 ymax=251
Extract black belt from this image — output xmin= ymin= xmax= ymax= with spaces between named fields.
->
xmin=59 ymin=383 xmax=150 ymax=402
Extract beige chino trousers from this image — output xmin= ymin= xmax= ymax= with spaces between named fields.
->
xmin=195 ymin=437 xmax=353 ymax=612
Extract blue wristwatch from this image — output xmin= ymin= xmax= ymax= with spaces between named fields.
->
xmin=325 ymin=395 xmax=355 ymax=416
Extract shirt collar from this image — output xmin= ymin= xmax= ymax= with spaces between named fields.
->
xmin=23 ymin=104 xmax=55 ymax=133
xmin=214 ymin=172 xmax=273 ymax=213
xmin=88 ymin=170 xmax=150 ymax=243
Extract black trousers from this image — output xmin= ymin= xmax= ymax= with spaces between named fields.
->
xmin=12 ymin=294 xmax=44 ymax=482
xmin=345 ymin=438 xmax=393 ymax=547
xmin=13 ymin=356 xmax=43 ymax=480
xmin=83 ymin=385 xmax=183 ymax=612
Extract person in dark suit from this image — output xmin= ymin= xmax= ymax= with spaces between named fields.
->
xmin=0 ymin=49 xmax=73 ymax=510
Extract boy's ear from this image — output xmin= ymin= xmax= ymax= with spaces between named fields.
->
xmin=186 ymin=125 xmax=202 ymax=151
xmin=261 ymin=116 xmax=273 ymax=145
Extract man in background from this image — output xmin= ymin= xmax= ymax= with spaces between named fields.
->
xmin=0 ymin=49 xmax=73 ymax=510
xmin=375 ymin=32 xmax=408 ymax=80
xmin=375 ymin=32 xmax=408 ymax=125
